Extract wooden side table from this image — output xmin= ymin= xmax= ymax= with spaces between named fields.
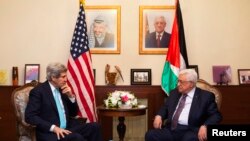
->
xmin=97 ymin=105 xmax=147 ymax=141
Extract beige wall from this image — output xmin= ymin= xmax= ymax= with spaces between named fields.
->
xmin=1 ymin=0 xmax=250 ymax=86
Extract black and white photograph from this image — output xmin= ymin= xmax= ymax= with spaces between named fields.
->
xmin=131 ymin=69 xmax=151 ymax=85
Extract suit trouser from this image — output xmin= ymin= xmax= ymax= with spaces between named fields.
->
xmin=36 ymin=122 xmax=102 ymax=141
xmin=145 ymin=124 xmax=198 ymax=141
xmin=62 ymin=122 xmax=103 ymax=141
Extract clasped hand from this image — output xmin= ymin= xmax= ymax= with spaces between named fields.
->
xmin=61 ymin=84 xmax=75 ymax=98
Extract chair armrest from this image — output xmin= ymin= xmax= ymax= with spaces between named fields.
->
xmin=71 ymin=116 xmax=87 ymax=124
xmin=20 ymin=119 xmax=36 ymax=129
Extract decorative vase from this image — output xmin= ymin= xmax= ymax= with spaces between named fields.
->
xmin=119 ymin=104 xmax=132 ymax=109
xmin=12 ymin=66 xmax=18 ymax=86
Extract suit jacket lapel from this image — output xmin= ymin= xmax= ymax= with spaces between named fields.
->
xmin=44 ymin=81 xmax=58 ymax=112
xmin=188 ymin=88 xmax=200 ymax=123
xmin=59 ymin=90 xmax=69 ymax=116
xmin=170 ymin=93 xmax=182 ymax=119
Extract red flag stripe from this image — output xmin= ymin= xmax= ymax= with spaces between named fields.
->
xmin=67 ymin=56 xmax=95 ymax=122
xmin=80 ymin=54 xmax=95 ymax=101
xmin=67 ymin=64 xmax=94 ymax=122
xmin=84 ymin=52 xmax=95 ymax=85
xmin=68 ymin=56 xmax=93 ymax=104
xmin=66 ymin=79 xmax=85 ymax=117
xmin=67 ymin=1 xmax=97 ymax=122
xmin=166 ymin=15 xmax=180 ymax=68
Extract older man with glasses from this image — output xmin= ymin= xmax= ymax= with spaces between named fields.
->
xmin=145 ymin=69 xmax=222 ymax=141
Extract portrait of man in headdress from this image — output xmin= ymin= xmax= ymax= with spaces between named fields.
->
xmin=85 ymin=6 xmax=120 ymax=54
xmin=88 ymin=15 xmax=114 ymax=48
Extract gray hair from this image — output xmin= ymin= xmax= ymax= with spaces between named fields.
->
xmin=154 ymin=16 xmax=166 ymax=24
xmin=179 ymin=69 xmax=198 ymax=83
xmin=46 ymin=62 xmax=67 ymax=81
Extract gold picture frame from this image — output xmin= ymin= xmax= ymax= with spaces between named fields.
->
xmin=139 ymin=6 xmax=175 ymax=55
xmin=85 ymin=6 xmax=121 ymax=54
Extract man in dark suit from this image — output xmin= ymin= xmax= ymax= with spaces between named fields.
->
xmin=25 ymin=62 xmax=102 ymax=141
xmin=145 ymin=16 xmax=171 ymax=48
xmin=145 ymin=69 xmax=222 ymax=141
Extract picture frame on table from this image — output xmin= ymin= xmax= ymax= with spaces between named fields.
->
xmin=85 ymin=6 xmax=121 ymax=54
xmin=188 ymin=65 xmax=199 ymax=78
xmin=131 ymin=69 xmax=151 ymax=85
xmin=24 ymin=64 xmax=40 ymax=84
xmin=238 ymin=69 xmax=250 ymax=85
xmin=93 ymin=69 xmax=96 ymax=83
xmin=212 ymin=65 xmax=232 ymax=85
xmin=139 ymin=5 xmax=175 ymax=54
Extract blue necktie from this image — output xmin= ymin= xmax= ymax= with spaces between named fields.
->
xmin=54 ymin=89 xmax=66 ymax=129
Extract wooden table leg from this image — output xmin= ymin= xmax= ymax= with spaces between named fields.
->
xmin=117 ymin=116 xmax=126 ymax=141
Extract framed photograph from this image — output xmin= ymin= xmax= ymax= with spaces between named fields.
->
xmin=188 ymin=65 xmax=199 ymax=78
xmin=238 ymin=69 xmax=250 ymax=85
xmin=93 ymin=69 xmax=96 ymax=83
xmin=131 ymin=69 xmax=151 ymax=85
xmin=85 ymin=6 xmax=121 ymax=54
xmin=139 ymin=6 xmax=175 ymax=55
xmin=24 ymin=64 xmax=40 ymax=84
xmin=212 ymin=65 xmax=232 ymax=85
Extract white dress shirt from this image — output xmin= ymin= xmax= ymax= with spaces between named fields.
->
xmin=175 ymin=87 xmax=196 ymax=125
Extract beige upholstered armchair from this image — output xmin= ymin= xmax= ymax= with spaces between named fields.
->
xmin=11 ymin=81 xmax=87 ymax=141
xmin=11 ymin=81 xmax=39 ymax=141
xmin=161 ymin=79 xmax=222 ymax=128
xmin=196 ymin=79 xmax=222 ymax=110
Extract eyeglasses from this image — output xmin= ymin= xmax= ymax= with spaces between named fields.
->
xmin=177 ymin=80 xmax=191 ymax=84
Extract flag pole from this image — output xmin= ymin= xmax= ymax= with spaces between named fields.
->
xmin=80 ymin=0 xmax=98 ymax=122
xmin=67 ymin=0 xmax=97 ymax=122
xmin=83 ymin=0 xmax=98 ymax=122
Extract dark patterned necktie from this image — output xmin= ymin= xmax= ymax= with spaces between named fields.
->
xmin=171 ymin=94 xmax=187 ymax=129
xmin=156 ymin=34 xmax=161 ymax=47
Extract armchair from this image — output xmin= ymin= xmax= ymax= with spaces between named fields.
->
xmin=11 ymin=81 xmax=87 ymax=141
xmin=196 ymin=79 xmax=222 ymax=110
xmin=161 ymin=79 xmax=222 ymax=128
xmin=11 ymin=81 xmax=39 ymax=141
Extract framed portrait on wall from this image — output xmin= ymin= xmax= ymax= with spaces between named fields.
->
xmin=139 ymin=6 xmax=175 ymax=55
xmin=85 ymin=6 xmax=121 ymax=54
xmin=24 ymin=64 xmax=40 ymax=84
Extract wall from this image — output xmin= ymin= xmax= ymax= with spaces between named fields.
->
xmin=1 ymin=0 xmax=250 ymax=86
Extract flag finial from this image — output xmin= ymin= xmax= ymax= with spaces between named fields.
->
xmin=80 ymin=0 xmax=85 ymax=5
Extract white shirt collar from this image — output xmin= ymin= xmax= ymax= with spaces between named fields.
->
xmin=49 ymin=82 xmax=57 ymax=93
xmin=186 ymin=87 xmax=196 ymax=98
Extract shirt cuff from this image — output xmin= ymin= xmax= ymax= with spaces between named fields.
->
xmin=50 ymin=125 xmax=55 ymax=132
xmin=69 ymin=96 xmax=76 ymax=103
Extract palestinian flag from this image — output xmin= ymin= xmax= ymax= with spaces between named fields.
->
xmin=161 ymin=0 xmax=189 ymax=95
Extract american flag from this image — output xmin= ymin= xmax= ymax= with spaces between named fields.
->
xmin=67 ymin=1 xmax=97 ymax=122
